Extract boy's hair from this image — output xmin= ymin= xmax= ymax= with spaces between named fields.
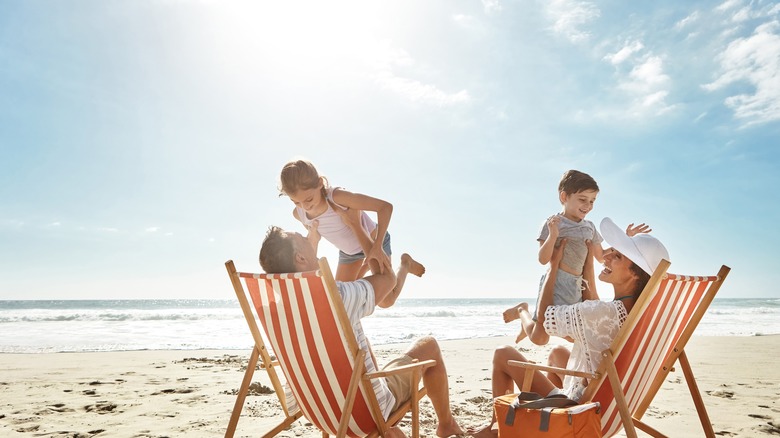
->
xmin=259 ymin=226 xmax=297 ymax=274
xmin=279 ymin=159 xmax=328 ymax=197
xmin=558 ymin=169 xmax=599 ymax=195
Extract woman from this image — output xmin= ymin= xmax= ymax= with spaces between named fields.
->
xmin=471 ymin=217 xmax=669 ymax=437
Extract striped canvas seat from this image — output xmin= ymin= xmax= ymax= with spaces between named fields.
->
xmin=510 ymin=260 xmax=730 ymax=438
xmin=224 ymin=258 xmax=431 ymax=438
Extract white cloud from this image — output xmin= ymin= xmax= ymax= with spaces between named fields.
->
xmin=716 ymin=0 xmax=743 ymax=13
xmin=368 ymin=40 xmax=471 ymax=107
xmin=46 ymin=221 xmax=61 ymax=228
xmin=482 ymin=0 xmax=502 ymax=15
xmin=452 ymin=14 xmax=477 ymax=30
xmin=145 ymin=226 xmax=160 ymax=233
xmin=675 ymin=11 xmax=700 ymax=30
xmin=544 ymin=0 xmax=600 ymax=43
xmin=375 ymin=71 xmax=471 ymax=107
xmin=703 ymin=20 xmax=780 ymax=125
xmin=603 ymin=40 xmax=644 ymax=65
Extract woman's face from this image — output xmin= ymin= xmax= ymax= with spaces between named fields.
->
xmin=599 ymin=248 xmax=639 ymax=290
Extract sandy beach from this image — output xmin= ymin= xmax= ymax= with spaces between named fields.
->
xmin=1 ymin=335 xmax=778 ymax=437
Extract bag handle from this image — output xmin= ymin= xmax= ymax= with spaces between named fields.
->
xmin=504 ymin=392 xmax=578 ymax=426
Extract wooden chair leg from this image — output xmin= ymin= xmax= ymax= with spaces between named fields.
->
xmin=679 ymin=351 xmax=715 ymax=438
xmin=411 ymin=367 xmax=421 ymax=438
xmin=603 ymin=350 xmax=638 ymax=438
xmin=336 ymin=349 xmax=367 ymax=438
xmin=226 ymin=346 xmax=260 ymax=438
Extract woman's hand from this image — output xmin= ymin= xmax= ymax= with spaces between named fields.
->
xmin=550 ymin=237 xmax=568 ymax=268
xmin=626 ymin=222 xmax=652 ymax=237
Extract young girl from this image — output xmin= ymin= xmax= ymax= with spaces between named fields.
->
xmin=278 ymin=159 xmax=424 ymax=306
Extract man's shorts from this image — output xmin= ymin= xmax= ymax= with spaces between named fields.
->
xmin=382 ymin=354 xmax=414 ymax=412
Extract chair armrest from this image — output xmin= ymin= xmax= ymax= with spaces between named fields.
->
xmin=507 ymin=360 xmax=599 ymax=380
xmin=365 ymin=359 xmax=437 ymax=379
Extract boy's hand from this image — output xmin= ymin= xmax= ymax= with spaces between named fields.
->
xmin=626 ymin=223 xmax=652 ymax=237
xmin=547 ymin=215 xmax=561 ymax=238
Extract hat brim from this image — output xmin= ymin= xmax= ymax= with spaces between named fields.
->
xmin=599 ymin=217 xmax=653 ymax=275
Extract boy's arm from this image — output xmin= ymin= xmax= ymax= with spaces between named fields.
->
xmin=535 ymin=239 xmax=568 ymax=335
xmin=332 ymin=189 xmax=393 ymax=273
xmin=538 ymin=215 xmax=560 ymax=265
xmin=293 ymin=208 xmax=320 ymax=253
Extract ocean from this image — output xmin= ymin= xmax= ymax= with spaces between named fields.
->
xmin=0 ymin=298 xmax=778 ymax=353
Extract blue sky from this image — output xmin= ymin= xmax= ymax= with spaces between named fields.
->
xmin=1 ymin=0 xmax=779 ymax=300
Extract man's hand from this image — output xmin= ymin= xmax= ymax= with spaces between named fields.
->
xmin=306 ymin=220 xmax=321 ymax=248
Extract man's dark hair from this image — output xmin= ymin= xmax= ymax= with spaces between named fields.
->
xmin=558 ymin=170 xmax=599 ymax=195
xmin=259 ymin=226 xmax=297 ymax=274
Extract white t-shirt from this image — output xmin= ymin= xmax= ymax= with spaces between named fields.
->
xmin=337 ymin=278 xmax=395 ymax=419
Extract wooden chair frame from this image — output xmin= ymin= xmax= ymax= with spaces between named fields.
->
xmin=224 ymin=258 xmax=433 ymax=438
xmin=509 ymin=261 xmax=730 ymax=438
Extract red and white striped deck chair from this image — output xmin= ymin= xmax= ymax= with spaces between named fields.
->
xmin=510 ymin=260 xmax=731 ymax=438
xmin=224 ymin=257 xmax=433 ymax=438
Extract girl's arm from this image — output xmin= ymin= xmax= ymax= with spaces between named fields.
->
xmin=538 ymin=215 xmax=560 ymax=265
xmin=293 ymin=208 xmax=320 ymax=253
xmin=328 ymin=199 xmax=391 ymax=275
xmin=332 ymin=189 xmax=393 ymax=273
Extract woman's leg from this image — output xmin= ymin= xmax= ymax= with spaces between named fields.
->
xmin=470 ymin=345 xmax=558 ymax=437
xmin=546 ymin=345 xmax=570 ymax=388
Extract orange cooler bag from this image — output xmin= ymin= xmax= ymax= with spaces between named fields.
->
xmin=495 ymin=392 xmax=602 ymax=438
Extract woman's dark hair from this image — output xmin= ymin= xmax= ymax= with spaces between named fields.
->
xmin=629 ymin=262 xmax=651 ymax=297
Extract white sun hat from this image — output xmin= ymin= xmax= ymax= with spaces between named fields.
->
xmin=599 ymin=217 xmax=670 ymax=275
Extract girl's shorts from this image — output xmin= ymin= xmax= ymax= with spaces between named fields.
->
xmin=338 ymin=232 xmax=392 ymax=264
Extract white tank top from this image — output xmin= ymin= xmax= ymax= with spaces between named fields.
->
xmin=295 ymin=187 xmax=377 ymax=255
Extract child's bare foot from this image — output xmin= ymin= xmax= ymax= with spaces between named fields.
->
xmin=401 ymin=253 xmax=425 ymax=277
xmin=515 ymin=329 xmax=528 ymax=343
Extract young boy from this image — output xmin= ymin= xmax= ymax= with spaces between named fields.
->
xmin=506 ymin=170 xmax=604 ymax=345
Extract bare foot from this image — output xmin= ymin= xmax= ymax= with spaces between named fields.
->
xmin=467 ymin=422 xmax=498 ymax=438
xmin=401 ymin=253 xmax=425 ymax=277
xmin=515 ymin=329 xmax=528 ymax=343
xmin=436 ymin=416 xmax=466 ymax=437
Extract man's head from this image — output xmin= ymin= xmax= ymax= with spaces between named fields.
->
xmin=259 ymin=226 xmax=318 ymax=273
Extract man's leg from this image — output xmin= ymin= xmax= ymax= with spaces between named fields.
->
xmin=404 ymin=336 xmax=464 ymax=438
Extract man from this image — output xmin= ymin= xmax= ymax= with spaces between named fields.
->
xmin=259 ymin=224 xmax=464 ymax=438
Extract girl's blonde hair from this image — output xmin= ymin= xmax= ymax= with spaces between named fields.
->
xmin=279 ymin=159 xmax=328 ymax=197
